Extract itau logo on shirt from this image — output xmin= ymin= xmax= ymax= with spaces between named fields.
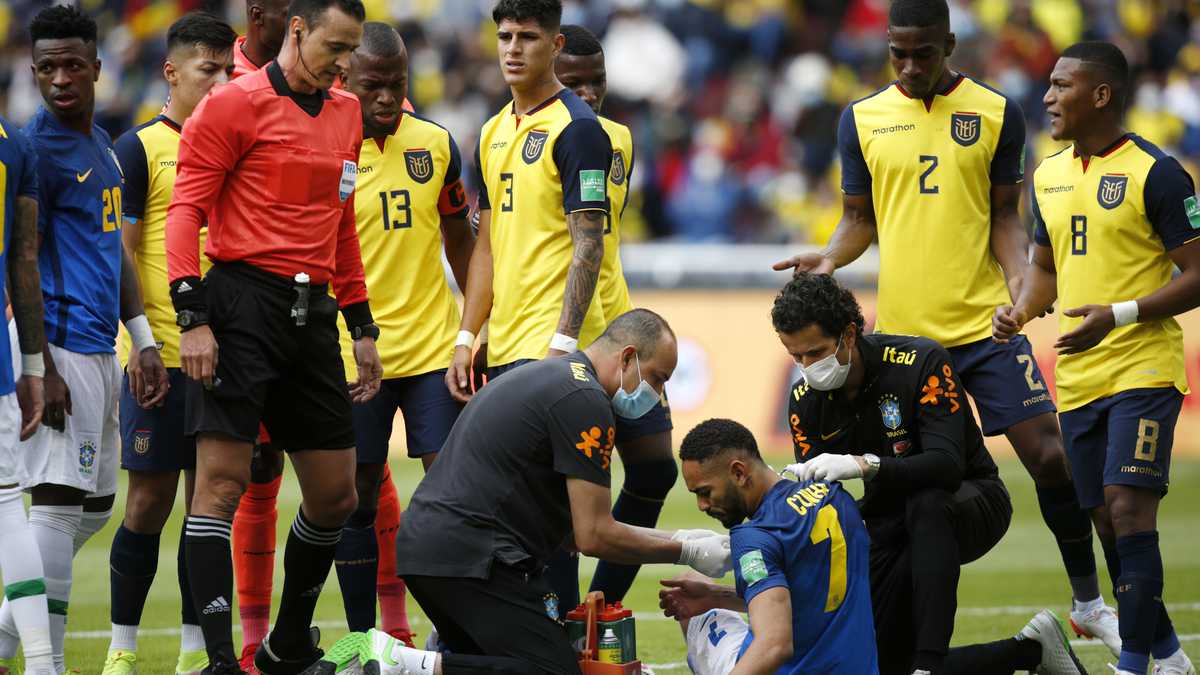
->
xmin=580 ymin=170 xmax=605 ymax=202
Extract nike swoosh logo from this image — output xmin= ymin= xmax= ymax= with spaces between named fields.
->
xmin=820 ymin=428 xmax=845 ymax=441
xmin=421 ymin=655 xmax=430 ymax=668
xmin=76 ymin=168 xmax=92 ymax=182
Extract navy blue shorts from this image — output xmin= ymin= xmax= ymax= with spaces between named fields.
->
xmin=1059 ymin=387 xmax=1183 ymax=510
xmin=121 ymin=368 xmax=196 ymax=472
xmin=484 ymin=358 xmax=535 ymax=383
xmin=354 ymin=369 xmax=464 ymax=463
xmin=946 ymin=335 xmax=1057 ymax=436
xmin=615 ymin=395 xmax=673 ymax=444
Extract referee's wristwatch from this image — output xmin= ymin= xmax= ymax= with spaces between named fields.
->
xmin=350 ymin=323 xmax=380 ymax=341
xmin=862 ymin=453 xmax=881 ymax=481
xmin=175 ymin=309 xmax=209 ymax=331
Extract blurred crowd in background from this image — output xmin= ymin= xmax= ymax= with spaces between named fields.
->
xmin=1 ymin=0 xmax=1198 ymax=244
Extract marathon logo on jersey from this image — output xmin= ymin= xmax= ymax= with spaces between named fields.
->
xmin=404 ymin=149 xmax=434 ymax=184
xmin=339 ymin=160 xmax=357 ymax=202
xmin=1097 ymin=174 xmax=1129 ymax=210
xmin=610 ymin=150 xmax=626 ymax=186
xmin=78 ymin=440 xmax=97 ymax=474
xmin=950 ymin=112 xmax=981 ymax=147
xmin=522 ymin=130 xmax=549 ymax=164
xmin=879 ymin=394 xmax=902 ymax=431
xmin=133 ymin=431 xmax=151 ymax=456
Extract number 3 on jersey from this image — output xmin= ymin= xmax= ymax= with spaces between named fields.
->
xmin=379 ymin=189 xmax=412 ymax=230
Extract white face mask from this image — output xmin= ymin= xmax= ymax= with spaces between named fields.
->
xmin=799 ymin=336 xmax=851 ymax=391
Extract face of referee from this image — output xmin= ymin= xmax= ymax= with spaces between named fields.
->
xmin=32 ymin=38 xmax=100 ymax=123
xmin=291 ymin=7 xmax=363 ymax=90
xmin=556 ymin=51 xmax=607 ymax=114
xmin=347 ymin=48 xmax=408 ymax=139
xmin=496 ymin=18 xmax=564 ymax=91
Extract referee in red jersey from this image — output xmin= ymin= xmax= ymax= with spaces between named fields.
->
xmin=165 ymin=0 xmax=381 ymax=672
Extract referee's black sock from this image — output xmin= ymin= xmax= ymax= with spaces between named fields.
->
xmin=334 ymin=508 xmax=378 ymax=632
xmin=943 ymin=637 xmax=1041 ymax=675
xmin=185 ymin=515 xmax=237 ymax=666
xmin=1035 ymin=485 xmax=1099 ymax=602
xmin=272 ymin=508 xmax=342 ymax=652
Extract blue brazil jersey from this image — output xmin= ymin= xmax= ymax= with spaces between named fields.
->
xmin=732 ymin=479 xmax=877 ymax=673
xmin=0 ymin=115 xmax=38 ymax=394
xmin=25 ymin=107 xmax=123 ymax=354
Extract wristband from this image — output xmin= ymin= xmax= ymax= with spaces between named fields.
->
xmin=126 ymin=314 xmax=157 ymax=352
xmin=455 ymin=330 xmax=476 ymax=349
xmin=549 ymin=332 xmax=578 ymax=353
xmin=478 ymin=320 xmax=489 ymax=344
xmin=169 ymin=276 xmax=208 ymax=314
xmin=20 ymin=352 xmax=44 ymax=378
xmin=1111 ymin=300 xmax=1139 ymax=328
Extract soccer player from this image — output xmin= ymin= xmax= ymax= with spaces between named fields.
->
xmin=333 ymin=21 xmax=473 ymax=638
xmin=553 ymin=23 xmax=677 ymax=605
xmin=995 ymin=41 xmax=1200 ymax=675
xmin=777 ymin=274 xmax=1086 ymax=675
xmin=772 ymin=0 xmax=1117 ymax=651
xmin=234 ymin=0 xmax=291 ymax=78
xmin=165 ymin=0 xmax=381 ymax=671
xmin=101 ymin=13 xmax=237 ymax=675
xmin=0 ymin=7 xmax=170 ymax=673
xmin=660 ymin=418 xmax=878 ymax=674
xmin=0 ymin=114 xmax=54 ymax=675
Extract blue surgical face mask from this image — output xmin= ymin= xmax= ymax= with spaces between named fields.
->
xmin=612 ymin=352 xmax=659 ymax=419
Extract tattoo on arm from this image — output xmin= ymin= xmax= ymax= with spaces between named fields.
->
xmin=556 ymin=210 xmax=606 ymax=338
xmin=118 ymin=247 xmax=147 ymax=322
xmin=9 ymin=197 xmax=44 ymax=356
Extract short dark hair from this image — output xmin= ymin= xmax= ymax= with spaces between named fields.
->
xmin=680 ymin=419 xmax=761 ymax=463
xmin=29 ymin=5 xmax=98 ymax=46
xmin=358 ymin=21 xmax=404 ymax=58
xmin=167 ymin=12 xmax=237 ymax=56
xmin=596 ymin=309 xmax=675 ymax=359
xmin=888 ymin=0 xmax=949 ymax=29
xmin=1062 ymin=40 xmax=1130 ymax=111
xmin=287 ymin=0 xmax=366 ymax=29
xmin=771 ymin=273 xmax=865 ymax=338
xmin=492 ymin=0 xmax=562 ymax=32
xmin=560 ymin=24 xmax=602 ymax=56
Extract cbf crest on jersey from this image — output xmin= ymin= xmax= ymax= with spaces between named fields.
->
xmin=404 ymin=149 xmax=434 ymax=184
xmin=523 ymin=129 xmax=549 ymax=164
xmin=1097 ymin=173 xmax=1129 ymax=210
xmin=950 ymin=112 xmax=981 ymax=147
xmin=879 ymin=394 xmax=902 ymax=431
xmin=610 ymin=149 xmax=626 ymax=186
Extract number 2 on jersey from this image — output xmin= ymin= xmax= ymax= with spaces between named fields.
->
xmin=810 ymin=504 xmax=847 ymax=612
xmin=919 ymin=155 xmax=939 ymax=194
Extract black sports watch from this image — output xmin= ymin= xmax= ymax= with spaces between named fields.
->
xmin=175 ymin=309 xmax=209 ymax=331
xmin=350 ymin=323 xmax=380 ymax=341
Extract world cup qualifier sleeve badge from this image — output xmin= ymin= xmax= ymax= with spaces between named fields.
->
xmin=404 ymin=149 xmax=434 ymax=184
xmin=1097 ymin=173 xmax=1129 ymax=210
xmin=950 ymin=112 xmax=982 ymax=147
xmin=522 ymin=130 xmax=549 ymax=164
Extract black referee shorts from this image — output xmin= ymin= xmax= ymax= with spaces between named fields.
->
xmin=868 ymin=477 xmax=1013 ymax=675
xmin=185 ymin=262 xmax=355 ymax=452
xmin=404 ymin=565 xmax=581 ymax=675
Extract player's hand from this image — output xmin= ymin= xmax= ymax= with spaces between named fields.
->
xmin=1055 ymin=304 xmax=1115 ymax=355
xmin=15 ymin=374 xmax=43 ymax=441
xmin=180 ymin=325 xmax=218 ymax=388
xmin=546 ymin=348 xmax=569 ymax=358
xmin=350 ymin=337 xmax=383 ymax=403
xmin=678 ymin=534 xmax=732 ymax=578
xmin=132 ymin=347 xmax=169 ymax=409
xmin=471 ymin=343 xmax=488 ymax=393
xmin=670 ymin=528 xmax=723 ymax=542
xmin=772 ymin=252 xmax=835 ymax=277
xmin=992 ymin=304 xmax=1026 ymax=344
xmin=659 ymin=577 xmax=721 ymax=621
xmin=784 ymin=453 xmax=863 ymax=483
xmin=42 ymin=369 xmax=71 ymax=432
xmin=446 ymin=345 xmax=474 ymax=403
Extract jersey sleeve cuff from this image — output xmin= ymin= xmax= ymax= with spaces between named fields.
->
xmin=340 ymin=301 xmax=374 ymax=331
xmin=741 ymin=577 xmax=788 ymax=605
xmin=169 ymin=276 xmax=208 ymax=313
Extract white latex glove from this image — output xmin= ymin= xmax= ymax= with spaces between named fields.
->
xmin=783 ymin=453 xmax=863 ymax=483
xmin=679 ymin=534 xmax=732 ymax=578
xmin=670 ymin=528 xmax=723 ymax=542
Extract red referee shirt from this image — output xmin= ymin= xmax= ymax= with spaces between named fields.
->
xmin=166 ymin=61 xmax=369 ymax=311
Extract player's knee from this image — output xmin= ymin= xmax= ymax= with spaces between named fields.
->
xmin=1019 ymin=431 xmax=1070 ymax=484
xmin=344 ymin=505 xmax=377 ymax=531
xmin=201 ymin=475 xmax=248 ymax=520
xmin=123 ymin=479 xmax=176 ymax=532
xmin=905 ymin=488 xmax=953 ymax=524
xmin=622 ymin=458 xmax=678 ymax=501
xmin=249 ymin=443 xmax=285 ymax=483
xmin=313 ymin=489 xmax=359 ymax=527
xmin=1104 ymin=486 xmax=1157 ymax=537
xmin=354 ymin=466 xmax=385 ymax=509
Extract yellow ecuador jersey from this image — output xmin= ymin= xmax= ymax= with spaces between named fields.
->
xmin=474 ymin=89 xmax=613 ymax=367
xmin=113 ymin=115 xmax=209 ymax=367
xmin=840 ymin=74 xmax=1026 ymax=347
xmin=597 ymin=116 xmax=635 ymax=320
xmin=1032 ymin=134 xmax=1199 ymax=411
xmin=339 ymin=112 xmax=469 ymax=379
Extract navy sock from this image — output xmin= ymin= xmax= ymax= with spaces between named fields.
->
xmin=545 ymin=547 xmax=580 ymax=612
xmin=185 ymin=515 xmax=237 ymax=667
xmin=110 ymin=525 xmax=160 ymax=626
xmin=334 ymin=508 xmax=378 ymax=632
xmin=589 ymin=459 xmax=676 ymax=602
xmin=1101 ymin=538 xmax=1122 ymax=597
xmin=1152 ymin=595 xmax=1180 ymax=659
xmin=178 ymin=526 xmax=199 ymax=626
xmin=272 ymin=509 xmax=343 ymax=652
xmin=944 ymin=637 xmax=1041 ymax=674
xmin=1115 ymin=531 xmax=1163 ymax=674
xmin=1035 ymin=485 xmax=1098 ymax=601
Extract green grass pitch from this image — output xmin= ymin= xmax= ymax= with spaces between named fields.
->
xmin=47 ymin=457 xmax=1200 ymax=673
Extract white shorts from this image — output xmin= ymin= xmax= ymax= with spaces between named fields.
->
xmin=685 ymin=609 xmax=750 ymax=675
xmin=0 ymin=322 xmax=25 ymax=486
xmin=18 ymin=342 xmax=120 ymax=496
